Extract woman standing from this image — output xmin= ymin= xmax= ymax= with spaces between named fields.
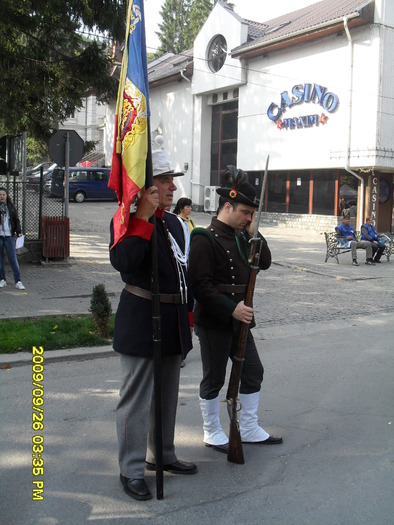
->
xmin=173 ymin=197 xmax=196 ymax=257
xmin=173 ymin=197 xmax=196 ymax=233
xmin=173 ymin=197 xmax=195 ymax=368
xmin=0 ymin=187 xmax=25 ymax=290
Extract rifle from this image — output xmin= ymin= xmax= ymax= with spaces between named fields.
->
xmin=226 ymin=155 xmax=269 ymax=464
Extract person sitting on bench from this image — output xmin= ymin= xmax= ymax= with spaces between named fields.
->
xmin=361 ymin=217 xmax=385 ymax=264
xmin=336 ymin=214 xmax=375 ymax=266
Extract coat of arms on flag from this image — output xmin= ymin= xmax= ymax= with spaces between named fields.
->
xmin=108 ymin=0 xmax=150 ymax=248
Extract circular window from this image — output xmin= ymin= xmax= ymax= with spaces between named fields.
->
xmin=207 ymin=35 xmax=227 ymax=73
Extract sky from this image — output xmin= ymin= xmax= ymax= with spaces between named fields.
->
xmin=143 ymin=0 xmax=315 ymax=53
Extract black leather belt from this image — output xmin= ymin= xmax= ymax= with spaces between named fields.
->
xmin=215 ymin=284 xmax=247 ymax=293
xmin=125 ymin=284 xmax=183 ymax=304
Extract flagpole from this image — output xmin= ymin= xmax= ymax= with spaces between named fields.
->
xmin=145 ymin=118 xmax=164 ymax=500
xmin=140 ymin=0 xmax=163 ymax=499
xmin=108 ymin=0 xmax=164 ymax=498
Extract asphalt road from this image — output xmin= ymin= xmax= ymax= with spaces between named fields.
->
xmin=1 ymin=202 xmax=393 ymax=524
xmin=1 ymin=313 xmax=393 ymax=524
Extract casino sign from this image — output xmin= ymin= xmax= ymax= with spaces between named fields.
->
xmin=267 ymin=83 xmax=339 ymax=130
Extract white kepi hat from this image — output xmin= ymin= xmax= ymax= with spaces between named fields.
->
xmin=152 ymin=135 xmax=184 ymax=177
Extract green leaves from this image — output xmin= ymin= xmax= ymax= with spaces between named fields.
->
xmin=0 ymin=0 xmax=126 ymax=140
xmin=156 ymin=1 xmax=234 ymax=57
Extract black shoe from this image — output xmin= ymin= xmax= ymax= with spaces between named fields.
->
xmin=374 ymin=259 xmax=381 ymax=263
xmin=243 ymin=435 xmax=283 ymax=445
xmin=205 ymin=442 xmax=228 ymax=453
xmin=120 ymin=475 xmax=152 ymax=500
xmin=145 ymin=459 xmax=197 ymax=475
xmin=352 ymin=260 xmax=359 ymax=266
xmin=365 ymin=259 xmax=375 ymax=265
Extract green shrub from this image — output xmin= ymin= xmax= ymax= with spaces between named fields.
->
xmin=89 ymin=283 xmax=113 ymax=338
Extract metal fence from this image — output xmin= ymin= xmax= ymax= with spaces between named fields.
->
xmin=0 ymin=178 xmax=64 ymax=241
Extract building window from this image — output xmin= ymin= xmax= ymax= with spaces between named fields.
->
xmin=266 ymin=170 xmax=338 ymax=215
xmin=288 ymin=171 xmax=310 ymax=214
xmin=313 ymin=171 xmax=337 ymax=215
xmin=207 ymin=35 xmax=227 ymax=73
xmin=267 ymin=172 xmax=287 ymax=213
xmin=210 ymin=101 xmax=238 ymax=186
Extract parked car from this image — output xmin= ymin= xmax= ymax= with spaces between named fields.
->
xmin=50 ymin=167 xmax=116 ymax=202
xmin=26 ymin=162 xmax=55 ymax=177
xmin=26 ymin=163 xmax=57 ymax=187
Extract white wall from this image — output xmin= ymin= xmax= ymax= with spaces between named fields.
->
xmin=376 ymin=24 xmax=394 ymax=169
xmin=149 ymin=79 xmax=194 ymax=203
xmin=104 ymin=101 xmax=116 ymax=166
xmin=236 ymin=24 xmax=390 ymax=172
xmin=192 ymin=2 xmax=247 ymax=96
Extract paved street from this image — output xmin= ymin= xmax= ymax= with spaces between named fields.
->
xmin=0 ymin=203 xmax=393 ymax=524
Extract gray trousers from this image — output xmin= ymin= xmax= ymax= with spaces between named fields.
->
xmin=351 ymin=240 xmax=372 ymax=260
xmin=116 ymin=353 xmax=181 ymax=479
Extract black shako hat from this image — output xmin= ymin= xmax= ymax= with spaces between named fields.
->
xmin=216 ymin=166 xmax=258 ymax=208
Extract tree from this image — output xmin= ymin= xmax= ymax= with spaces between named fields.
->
xmin=156 ymin=0 xmax=234 ymax=56
xmin=184 ymin=0 xmax=214 ymax=50
xmin=0 ymin=0 xmax=127 ymax=142
xmin=156 ymin=0 xmax=191 ymax=55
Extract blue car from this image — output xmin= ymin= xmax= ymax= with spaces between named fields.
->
xmin=51 ymin=167 xmax=116 ymax=202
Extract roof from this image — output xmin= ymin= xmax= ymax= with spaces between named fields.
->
xmin=146 ymin=0 xmax=374 ymax=86
xmin=148 ymin=49 xmax=193 ymax=87
xmin=232 ymin=0 xmax=374 ymax=58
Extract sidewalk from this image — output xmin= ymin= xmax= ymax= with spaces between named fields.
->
xmin=1 ymin=212 xmax=392 ymax=319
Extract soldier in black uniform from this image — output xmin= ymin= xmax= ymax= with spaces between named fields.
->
xmin=189 ymin=167 xmax=282 ymax=453
xmin=110 ymin=144 xmax=197 ymax=501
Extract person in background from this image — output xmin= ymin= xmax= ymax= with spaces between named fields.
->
xmin=173 ymin=197 xmax=196 ymax=368
xmin=173 ymin=197 xmax=196 ymax=233
xmin=336 ymin=214 xmax=374 ymax=266
xmin=173 ymin=197 xmax=196 ymax=245
xmin=0 ymin=187 xmax=25 ymax=290
xmin=361 ymin=217 xmax=385 ymax=263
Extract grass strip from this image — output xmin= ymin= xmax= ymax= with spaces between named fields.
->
xmin=0 ymin=315 xmax=114 ymax=354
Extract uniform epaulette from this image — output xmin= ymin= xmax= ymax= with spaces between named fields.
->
xmin=190 ymin=227 xmax=216 ymax=248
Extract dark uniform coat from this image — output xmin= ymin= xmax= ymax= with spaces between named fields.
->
xmin=110 ymin=210 xmax=193 ymax=359
xmin=189 ymin=217 xmax=271 ymax=330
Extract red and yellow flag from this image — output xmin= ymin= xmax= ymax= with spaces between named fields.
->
xmin=109 ymin=0 xmax=150 ymax=248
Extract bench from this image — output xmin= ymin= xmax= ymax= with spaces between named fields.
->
xmin=324 ymin=231 xmax=393 ymax=264
xmin=324 ymin=231 xmax=360 ymax=264
xmin=380 ymin=233 xmax=394 ymax=262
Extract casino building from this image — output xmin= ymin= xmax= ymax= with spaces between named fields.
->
xmin=106 ymin=0 xmax=394 ymax=232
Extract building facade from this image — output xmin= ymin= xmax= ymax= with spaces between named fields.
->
xmin=60 ymin=93 xmax=107 ymax=167
xmin=106 ymin=0 xmax=394 ymax=232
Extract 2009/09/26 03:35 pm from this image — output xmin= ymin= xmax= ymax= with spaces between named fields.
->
xmin=32 ymin=346 xmax=44 ymax=501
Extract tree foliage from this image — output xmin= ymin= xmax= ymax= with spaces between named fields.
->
xmin=0 ymin=0 xmax=127 ymax=141
xmin=156 ymin=0 xmax=191 ymax=56
xmin=156 ymin=0 xmax=234 ymax=56
xmin=184 ymin=0 xmax=214 ymax=50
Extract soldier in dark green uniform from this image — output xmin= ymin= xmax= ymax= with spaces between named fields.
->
xmin=189 ymin=167 xmax=282 ymax=453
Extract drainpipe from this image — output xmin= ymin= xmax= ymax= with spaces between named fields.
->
xmin=343 ymin=16 xmax=364 ymax=229
xmin=180 ymin=68 xmax=194 ymax=199
xmin=180 ymin=68 xmax=190 ymax=83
